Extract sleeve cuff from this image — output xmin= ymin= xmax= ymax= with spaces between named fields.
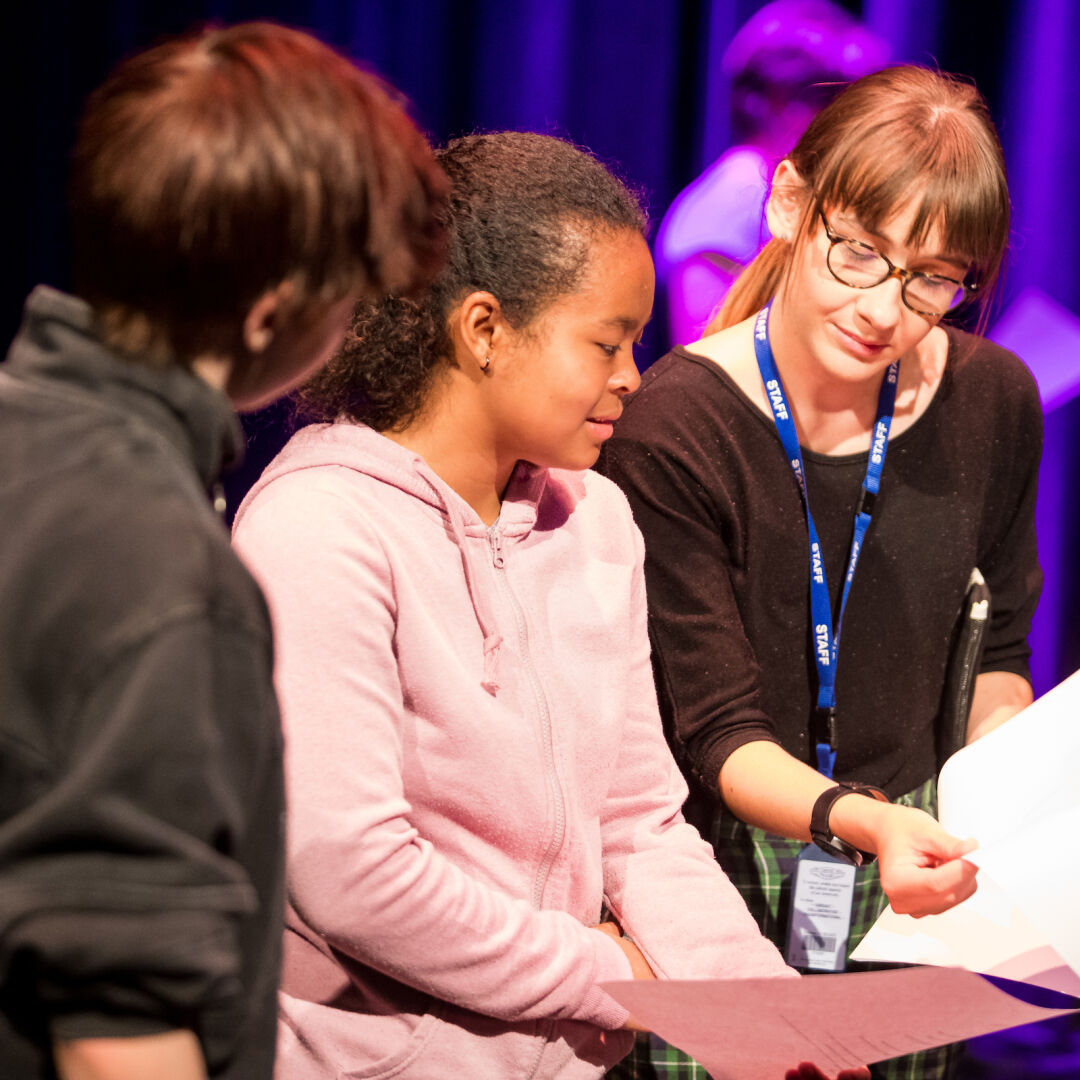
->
xmin=50 ymin=1012 xmax=179 ymax=1041
xmin=579 ymin=930 xmax=634 ymax=1030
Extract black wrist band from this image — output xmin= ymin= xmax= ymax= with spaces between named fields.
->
xmin=810 ymin=782 xmax=889 ymax=866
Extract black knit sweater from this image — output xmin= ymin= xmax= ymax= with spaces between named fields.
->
xmin=597 ymin=327 xmax=1042 ymax=803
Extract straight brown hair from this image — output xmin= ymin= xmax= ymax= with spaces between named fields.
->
xmin=70 ymin=21 xmax=448 ymax=362
xmin=713 ymin=66 xmax=1010 ymax=335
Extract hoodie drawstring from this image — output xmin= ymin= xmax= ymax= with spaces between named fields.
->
xmin=421 ymin=476 xmax=503 ymax=696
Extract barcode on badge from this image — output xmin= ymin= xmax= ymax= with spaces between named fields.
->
xmin=802 ymin=931 xmax=837 ymax=951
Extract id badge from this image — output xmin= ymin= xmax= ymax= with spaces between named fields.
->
xmin=784 ymin=844 xmax=856 ymax=972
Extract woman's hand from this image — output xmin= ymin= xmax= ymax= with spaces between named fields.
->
xmin=832 ymin=797 xmax=977 ymax=917
xmin=785 ymin=1062 xmax=871 ymax=1080
xmin=719 ymin=743 xmax=978 ymax=917
xmin=593 ymin=921 xmax=655 ymax=1031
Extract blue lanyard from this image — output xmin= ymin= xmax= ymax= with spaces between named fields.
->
xmin=752 ymin=304 xmax=898 ymax=779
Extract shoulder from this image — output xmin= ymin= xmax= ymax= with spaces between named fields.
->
xmin=948 ymin=327 xmax=1038 ymax=394
xmin=580 ymin=466 xmax=636 ymax=519
xmin=231 ymin=427 xmax=457 ymax=613
xmin=543 ymin=466 xmax=635 ymax=524
xmin=612 ymin=329 xmax=766 ymax=472
xmin=234 ymin=425 xmax=418 ymax=546
xmin=4 ymin=443 xmax=269 ymax=699
xmin=944 ymin=327 xmax=1041 ymax=423
xmin=13 ymin=425 xmax=239 ymax=596
xmin=234 ymin=458 xmax=393 ymax=588
xmin=916 ymin=329 xmax=1042 ymax=486
xmin=656 ymin=146 xmax=770 ymax=268
xmin=620 ymin=347 xmax=735 ymax=432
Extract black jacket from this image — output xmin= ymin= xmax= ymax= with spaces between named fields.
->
xmin=0 ymin=288 xmax=284 ymax=1078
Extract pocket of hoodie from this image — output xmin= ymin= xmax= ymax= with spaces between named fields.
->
xmin=337 ymin=998 xmax=446 ymax=1079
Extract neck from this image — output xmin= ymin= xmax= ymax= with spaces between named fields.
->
xmin=767 ymin=298 xmax=893 ymax=454
xmin=97 ymin=304 xmax=175 ymax=368
xmin=190 ymin=353 xmax=232 ymax=393
xmin=382 ymin=370 xmax=511 ymax=526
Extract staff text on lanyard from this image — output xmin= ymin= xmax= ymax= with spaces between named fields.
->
xmin=753 ymin=305 xmax=898 ymax=779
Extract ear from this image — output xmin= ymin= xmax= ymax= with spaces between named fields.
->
xmin=453 ymin=291 xmax=504 ymax=374
xmin=765 ymin=159 xmax=808 ymax=244
xmin=242 ymin=279 xmax=298 ymax=354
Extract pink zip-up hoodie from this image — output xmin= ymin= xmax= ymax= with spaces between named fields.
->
xmin=232 ymin=422 xmax=792 ymax=1079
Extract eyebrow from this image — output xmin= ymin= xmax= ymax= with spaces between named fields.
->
xmin=599 ymin=314 xmax=652 ymax=334
xmin=836 ymin=215 xmax=968 ymax=271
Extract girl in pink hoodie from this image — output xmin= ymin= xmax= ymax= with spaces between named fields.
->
xmin=233 ymin=132 xmax=862 ymax=1080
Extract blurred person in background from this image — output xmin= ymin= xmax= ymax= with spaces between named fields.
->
xmin=656 ymin=0 xmax=888 ymax=347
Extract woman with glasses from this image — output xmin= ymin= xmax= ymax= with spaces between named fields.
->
xmin=598 ymin=66 xmax=1040 ymax=1080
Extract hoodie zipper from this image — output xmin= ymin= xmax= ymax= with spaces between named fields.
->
xmin=488 ymin=525 xmax=567 ymax=912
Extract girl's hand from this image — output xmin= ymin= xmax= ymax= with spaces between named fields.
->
xmin=834 ymin=798 xmax=977 ymax=917
xmin=593 ymin=921 xmax=656 ymax=980
xmin=593 ymin=921 xmax=656 ymax=1031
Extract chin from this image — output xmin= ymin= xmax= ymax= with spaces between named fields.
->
xmin=824 ymin=346 xmax=894 ymax=381
xmin=573 ymin=447 xmax=603 ymax=472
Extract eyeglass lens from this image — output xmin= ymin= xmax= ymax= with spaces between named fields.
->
xmin=827 ymin=240 xmax=966 ymax=315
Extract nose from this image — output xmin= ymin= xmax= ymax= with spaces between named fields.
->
xmin=855 ymin=270 xmax=903 ymax=333
xmin=612 ymin=348 xmax=642 ymax=396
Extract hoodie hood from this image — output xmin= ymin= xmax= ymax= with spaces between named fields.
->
xmin=235 ymin=421 xmax=551 ymax=694
xmin=7 ymin=286 xmax=243 ymax=492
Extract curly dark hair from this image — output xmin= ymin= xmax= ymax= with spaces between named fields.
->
xmin=295 ymin=131 xmax=648 ymax=430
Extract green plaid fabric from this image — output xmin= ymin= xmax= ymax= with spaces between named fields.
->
xmin=606 ymin=778 xmax=960 ymax=1080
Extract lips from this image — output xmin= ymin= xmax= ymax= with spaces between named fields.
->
xmin=585 ymin=413 xmax=619 ymax=442
xmin=836 ymin=325 xmax=889 ymax=356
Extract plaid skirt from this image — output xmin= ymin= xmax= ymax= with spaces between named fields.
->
xmin=607 ymin=777 xmax=961 ymax=1080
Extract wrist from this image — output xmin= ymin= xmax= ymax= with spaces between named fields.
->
xmin=614 ymin=935 xmax=656 ymax=981
xmin=812 ymin=783 xmax=889 ymax=865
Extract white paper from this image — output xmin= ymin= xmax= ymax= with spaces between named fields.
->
xmin=853 ymin=668 xmax=1080 ymax=990
xmin=603 ymin=967 xmax=1076 ymax=1080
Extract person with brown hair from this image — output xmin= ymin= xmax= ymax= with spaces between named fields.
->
xmin=0 ymin=21 xmax=446 ymax=1080
xmin=598 ymin=66 xmax=1041 ymax=1080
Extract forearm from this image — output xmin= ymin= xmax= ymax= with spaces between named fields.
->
xmin=55 ymin=1030 xmax=206 ymax=1080
xmin=718 ymin=739 xmax=958 ymax=857
xmin=966 ymin=670 xmax=1032 ymax=743
xmin=601 ymin=569 xmax=791 ymax=985
xmin=718 ymin=741 xmax=844 ymax=843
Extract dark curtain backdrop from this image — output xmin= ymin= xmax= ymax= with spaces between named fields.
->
xmin=6 ymin=0 xmax=1080 ymax=689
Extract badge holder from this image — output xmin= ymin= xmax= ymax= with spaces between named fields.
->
xmin=785 ymin=844 xmax=856 ymax=972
